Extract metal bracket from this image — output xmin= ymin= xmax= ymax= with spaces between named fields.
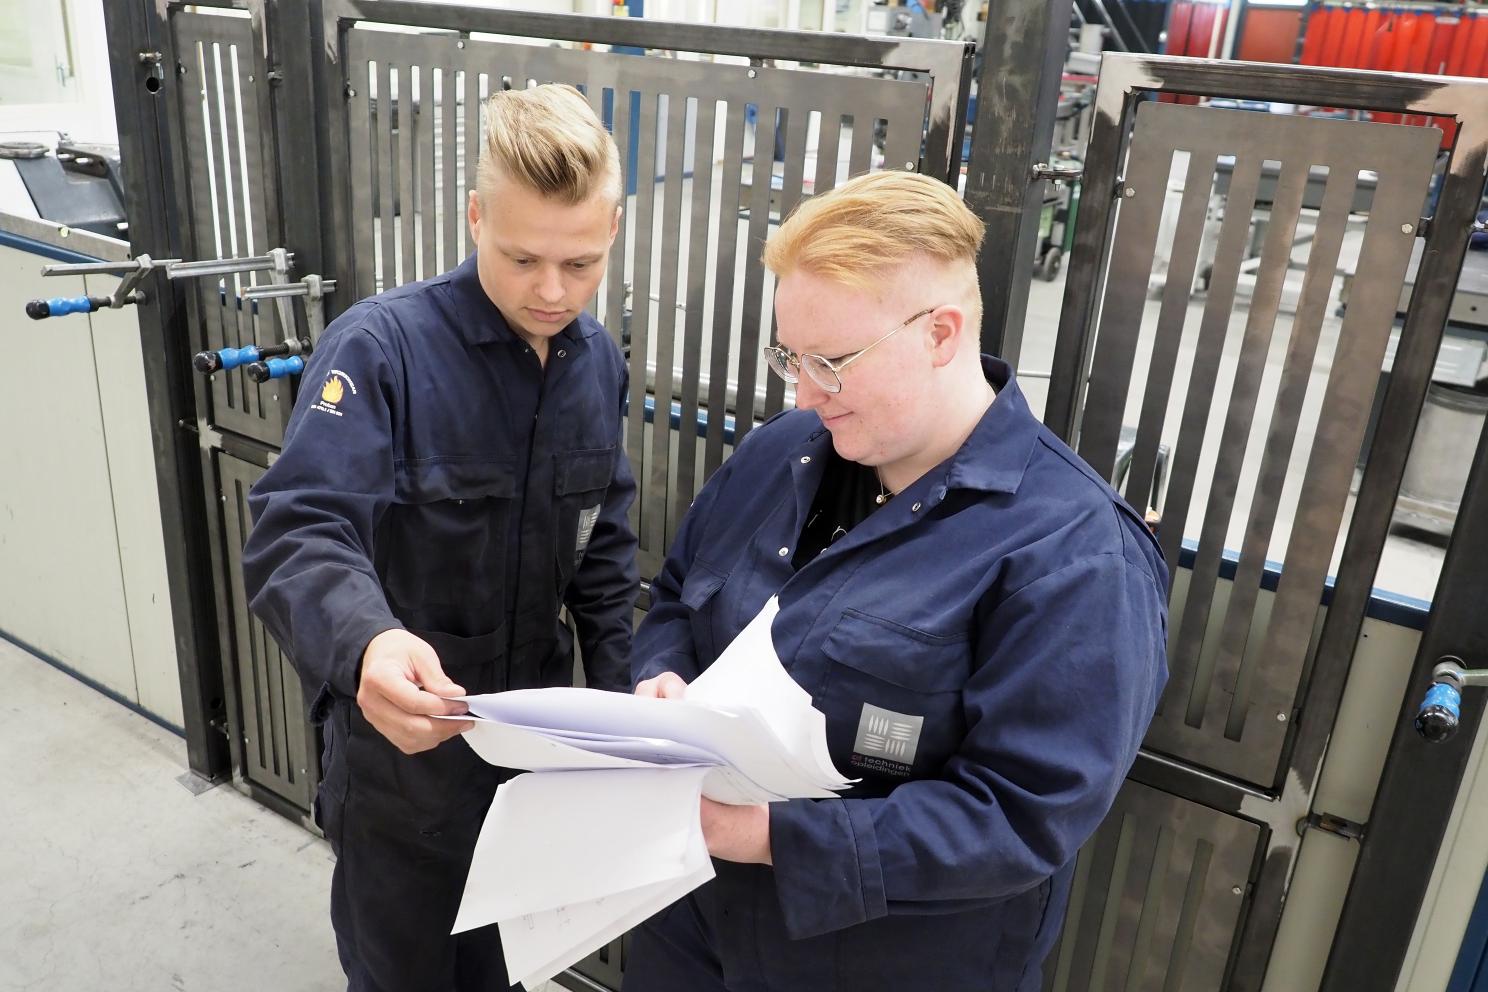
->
xmin=37 ymin=253 xmax=181 ymax=309
xmin=1032 ymin=161 xmax=1084 ymax=183
xmin=195 ymin=417 xmax=225 ymax=454
xmin=1300 ymin=812 xmax=1365 ymax=842
xmin=241 ymin=273 xmax=336 ymax=339
xmin=1433 ymin=656 xmax=1488 ymax=689
xmin=169 ymin=248 xmax=297 ymax=332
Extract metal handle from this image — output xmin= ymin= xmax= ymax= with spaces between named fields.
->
xmin=194 ymin=344 xmax=267 ymax=374
xmin=26 ymin=294 xmax=111 ymax=319
xmin=241 ymin=278 xmax=337 ymax=301
xmin=1416 ymin=681 xmax=1462 ymax=743
xmin=167 ymin=249 xmax=294 ymax=281
xmin=197 ymin=337 xmax=309 ymax=375
xmin=246 ymin=354 xmax=306 ymax=382
xmin=1415 ymin=657 xmax=1488 ymax=743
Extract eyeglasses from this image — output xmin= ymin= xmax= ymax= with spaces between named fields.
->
xmin=762 ymin=306 xmax=938 ymax=395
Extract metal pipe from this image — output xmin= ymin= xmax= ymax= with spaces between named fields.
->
xmin=241 ymin=279 xmax=338 ymax=300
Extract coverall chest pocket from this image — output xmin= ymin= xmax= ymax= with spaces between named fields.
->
xmin=381 ymin=459 xmax=517 ymax=626
xmin=553 ymin=447 xmax=614 ymax=590
xmin=820 ymin=610 xmax=970 ymax=786
xmin=678 ymin=562 xmax=727 ymax=663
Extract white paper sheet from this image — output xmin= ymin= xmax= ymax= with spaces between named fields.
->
xmin=450 ymin=596 xmax=853 ymax=989
xmin=452 ymin=767 xmax=714 ymax=990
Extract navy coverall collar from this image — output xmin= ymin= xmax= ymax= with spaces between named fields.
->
xmin=791 ymin=356 xmax=1040 ymax=510
xmin=448 ymin=252 xmax=597 ymax=348
xmin=943 ymin=356 xmax=1041 ymax=497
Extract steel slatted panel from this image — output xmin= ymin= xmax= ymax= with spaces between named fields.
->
xmin=219 ymin=453 xmax=314 ymax=813
xmin=1073 ymin=101 xmax=1439 ymax=786
xmin=343 ymin=29 xmax=930 ymax=579
xmin=172 ymin=11 xmax=291 ymax=446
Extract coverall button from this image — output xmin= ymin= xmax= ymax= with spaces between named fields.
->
xmin=778 ymin=547 xmax=789 ymax=557
xmin=557 ymin=349 xmax=567 ymax=358
xmin=800 ymin=456 xmax=811 ymax=464
xmin=911 ymin=501 xmax=922 ymax=512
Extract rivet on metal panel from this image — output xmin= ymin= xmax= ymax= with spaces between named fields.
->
xmin=748 ymin=69 xmax=758 ymax=79
xmin=1232 ymin=886 xmax=1243 ymax=896
xmin=344 ymin=83 xmax=356 ymax=100
xmin=905 ymin=161 xmax=915 ymax=169
xmin=247 ymin=74 xmax=255 ymax=83
xmin=457 ymin=40 xmax=466 ymax=49
xmin=1124 ymin=187 xmax=1136 ymax=198
xmin=176 ymin=62 xmax=187 ymax=77
xmin=1401 ymin=223 xmax=1414 ymax=234
xmin=1276 ymin=712 xmax=1287 ymax=722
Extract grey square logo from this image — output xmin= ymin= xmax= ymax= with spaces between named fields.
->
xmin=574 ymin=504 xmax=601 ymax=565
xmin=853 ymin=703 xmax=923 ymax=768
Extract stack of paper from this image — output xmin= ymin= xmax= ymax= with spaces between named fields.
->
xmin=446 ymin=596 xmax=852 ymax=989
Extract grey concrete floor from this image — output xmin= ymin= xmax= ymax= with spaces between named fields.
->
xmin=0 ymin=637 xmax=565 ymax=992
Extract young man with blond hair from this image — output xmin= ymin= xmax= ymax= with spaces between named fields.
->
xmin=629 ymin=170 xmax=1169 ymax=991
xmin=244 ymin=84 xmax=637 ymax=991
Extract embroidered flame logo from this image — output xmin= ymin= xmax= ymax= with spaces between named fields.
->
xmin=321 ymin=376 xmax=344 ymax=405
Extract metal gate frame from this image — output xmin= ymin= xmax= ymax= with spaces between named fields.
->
xmin=1045 ymin=53 xmax=1488 ymax=989
xmin=97 ymin=0 xmax=978 ymax=802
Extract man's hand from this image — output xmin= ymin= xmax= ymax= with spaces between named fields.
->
xmin=634 ymin=671 xmax=688 ymax=700
xmin=700 ymin=798 xmax=772 ymax=864
xmin=357 ymin=628 xmax=474 ymax=754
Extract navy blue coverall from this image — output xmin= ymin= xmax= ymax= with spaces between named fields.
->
xmin=626 ymin=358 xmax=1168 ymax=992
xmin=242 ymin=254 xmax=638 ymax=992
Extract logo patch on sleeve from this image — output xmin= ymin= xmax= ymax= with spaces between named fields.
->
xmin=312 ymin=370 xmax=358 ymax=417
xmin=850 ymin=703 xmax=923 ymax=777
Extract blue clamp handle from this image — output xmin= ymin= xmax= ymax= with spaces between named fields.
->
xmin=26 ymin=295 xmax=106 ymax=320
xmin=1415 ymin=681 xmax=1462 ymax=743
xmin=246 ymin=355 xmax=305 ymax=383
xmin=215 ymin=344 xmax=264 ymax=370
xmin=193 ymin=344 xmax=264 ymax=374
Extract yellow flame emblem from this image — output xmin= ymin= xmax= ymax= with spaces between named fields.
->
xmin=321 ymin=376 xmax=344 ymax=405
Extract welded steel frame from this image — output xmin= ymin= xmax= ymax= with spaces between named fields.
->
xmin=1044 ymin=52 xmax=1488 ymax=990
xmin=964 ymin=0 xmax=1074 ymax=365
xmin=311 ymin=1 xmax=973 ymax=332
xmin=103 ymin=0 xmax=328 ymax=813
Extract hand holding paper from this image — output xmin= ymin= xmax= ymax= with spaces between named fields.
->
xmin=449 ymin=596 xmax=852 ymax=989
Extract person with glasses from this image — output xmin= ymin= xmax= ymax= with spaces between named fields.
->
xmin=626 ymin=170 xmax=1169 ymax=991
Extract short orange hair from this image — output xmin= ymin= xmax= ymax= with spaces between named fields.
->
xmin=763 ymin=170 xmax=984 ymax=288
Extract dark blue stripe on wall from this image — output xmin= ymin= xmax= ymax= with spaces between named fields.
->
xmin=0 ymin=625 xmax=186 ymax=739
xmin=0 ymin=228 xmax=106 ymax=265
xmin=1447 ymin=870 xmax=1488 ymax=992
xmin=637 ymin=394 xmax=738 ymax=446
xmin=1176 ymin=540 xmax=1432 ymax=631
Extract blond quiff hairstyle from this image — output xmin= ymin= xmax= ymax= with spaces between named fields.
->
xmin=763 ymin=170 xmax=984 ymax=289
xmin=476 ymin=84 xmax=621 ymax=206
